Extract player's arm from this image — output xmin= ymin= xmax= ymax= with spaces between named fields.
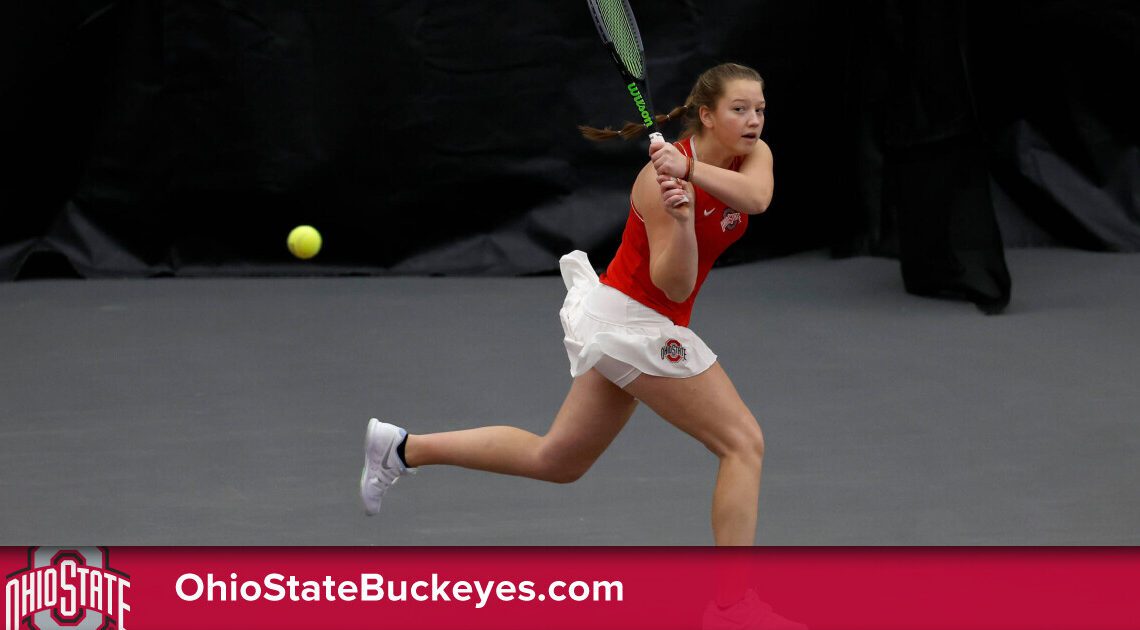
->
xmin=651 ymin=140 xmax=774 ymax=215
xmin=632 ymin=160 xmax=698 ymax=303
xmin=692 ymin=140 xmax=773 ymax=214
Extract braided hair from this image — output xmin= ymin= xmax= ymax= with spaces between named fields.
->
xmin=578 ymin=63 xmax=764 ymax=142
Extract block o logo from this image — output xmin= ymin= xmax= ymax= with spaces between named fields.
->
xmin=660 ymin=339 xmax=688 ymax=363
xmin=5 ymin=547 xmax=131 ymax=630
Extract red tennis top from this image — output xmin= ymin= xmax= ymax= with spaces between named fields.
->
xmin=600 ymin=136 xmax=748 ymax=327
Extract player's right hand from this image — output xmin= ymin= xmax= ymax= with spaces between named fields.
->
xmin=657 ymin=173 xmax=692 ymax=220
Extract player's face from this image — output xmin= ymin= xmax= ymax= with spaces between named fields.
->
xmin=705 ymin=79 xmax=766 ymax=154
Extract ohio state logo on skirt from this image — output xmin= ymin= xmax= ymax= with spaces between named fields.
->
xmin=660 ymin=339 xmax=688 ymax=363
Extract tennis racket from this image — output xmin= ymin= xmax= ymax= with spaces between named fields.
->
xmin=586 ymin=0 xmax=664 ymax=146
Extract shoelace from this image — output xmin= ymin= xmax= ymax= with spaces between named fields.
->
xmin=372 ymin=472 xmax=413 ymax=489
xmin=370 ymin=467 xmax=417 ymax=488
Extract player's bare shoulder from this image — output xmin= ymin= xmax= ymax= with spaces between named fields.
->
xmin=632 ymin=160 xmax=660 ymax=207
xmin=738 ymin=139 xmax=773 ymax=181
xmin=741 ymin=139 xmax=773 ymax=166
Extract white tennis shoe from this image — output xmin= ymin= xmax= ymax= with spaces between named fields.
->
xmin=360 ymin=418 xmax=415 ymax=516
xmin=702 ymin=590 xmax=807 ymax=630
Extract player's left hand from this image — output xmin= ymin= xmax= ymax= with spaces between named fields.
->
xmin=649 ymin=140 xmax=687 ymax=180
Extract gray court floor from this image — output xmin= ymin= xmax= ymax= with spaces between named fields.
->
xmin=1 ymin=248 xmax=1137 ymax=545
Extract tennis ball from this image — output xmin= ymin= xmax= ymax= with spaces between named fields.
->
xmin=287 ymin=225 xmax=322 ymax=259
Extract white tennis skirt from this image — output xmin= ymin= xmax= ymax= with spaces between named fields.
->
xmin=558 ymin=250 xmax=717 ymax=384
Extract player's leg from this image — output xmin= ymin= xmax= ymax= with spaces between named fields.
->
xmin=403 ymin=368 xmax=638 ymax=483
xmin=622 ymin=362 xmax=764 ymax=546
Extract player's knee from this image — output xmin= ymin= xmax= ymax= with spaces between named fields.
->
xmin=552 ymin=464 xmax=589 ymax=484
xmin=533 ymin=450 xmax=591 ymax=484
xmin=542 ymin=461 xmax=590 ymax=484
xmin=721 ymin=414 xmax=765 ymax=463
xmin=747 ymin=424 xmax=766 ymax=461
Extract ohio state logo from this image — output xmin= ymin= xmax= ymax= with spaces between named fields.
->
xmin=720 ymin=208 xmax=742 ymax=232
xmin=660 ymin=339 xmax=688 ymax=363
xmin=5 ymin=547 xmax=131 ymax=630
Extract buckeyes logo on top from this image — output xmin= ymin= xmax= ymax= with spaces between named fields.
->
xmin=720 ymin=208 xmax=742 ymax=232
xmin=5 ymin=547 xmax=131 ymax=630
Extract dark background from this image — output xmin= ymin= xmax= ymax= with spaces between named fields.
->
xmin=3 ymin=1 xmax=1137 ymax=303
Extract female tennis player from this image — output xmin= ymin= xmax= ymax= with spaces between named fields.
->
xmin=361 ymin=63 xmax=773 ymax=547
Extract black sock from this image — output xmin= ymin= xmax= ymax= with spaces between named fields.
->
xmin=396 ymin=435 xmax=410 ymax=468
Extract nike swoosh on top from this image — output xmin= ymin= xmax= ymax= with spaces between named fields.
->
xmin=703 ymin=208 xmax=716 ymax=216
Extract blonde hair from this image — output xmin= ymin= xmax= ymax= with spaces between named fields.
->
xmin=579 ymin=63 xmax=764 ymax=141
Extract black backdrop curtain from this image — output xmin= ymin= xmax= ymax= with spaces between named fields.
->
xmin=3 ymin=1 xmax=1137 ymax=308
xmin=850 ymin=0 xmax=1013 ymax=312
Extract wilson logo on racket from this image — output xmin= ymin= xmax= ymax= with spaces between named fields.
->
xmin=660 ymin=339 xmax=688 ymax=363
xmin=627 ymin=83 xmax=654 ymax=128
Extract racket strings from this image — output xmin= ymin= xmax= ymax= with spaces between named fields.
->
xmin=597 ymin=0 xmax=644 ymax=80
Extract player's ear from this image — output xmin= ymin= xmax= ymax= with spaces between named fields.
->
xmin=699 ymin=105 xmax=714 ymax=129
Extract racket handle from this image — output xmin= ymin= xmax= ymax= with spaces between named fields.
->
xmin=648 ymin=130 xmax=683 ymax=205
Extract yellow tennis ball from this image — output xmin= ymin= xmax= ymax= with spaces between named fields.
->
xmin=287 ymin=225 xmax=322 ymax=259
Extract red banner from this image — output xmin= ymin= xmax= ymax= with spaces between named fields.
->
xmin=3 ymin=547 xmax=1138 ymax=630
